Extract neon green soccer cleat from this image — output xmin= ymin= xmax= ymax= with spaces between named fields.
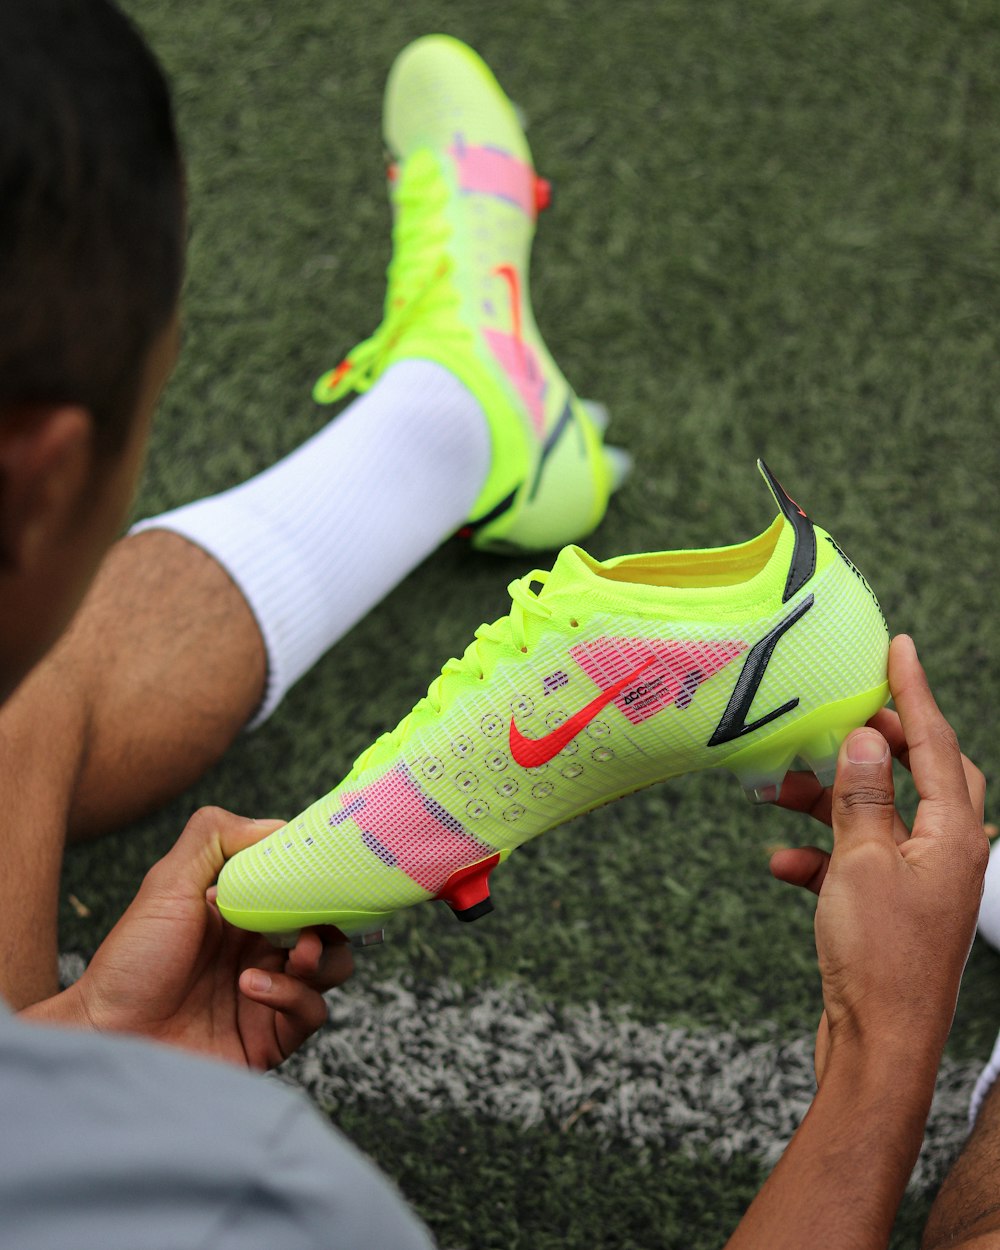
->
xmin=217 ymin=463 xmax=890 ymax=940
xmin=312 ymin=34 xmax=629 ymax=552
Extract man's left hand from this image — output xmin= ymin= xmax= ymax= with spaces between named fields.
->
xmin=24 ymin=807 xmax=352 ymax=1071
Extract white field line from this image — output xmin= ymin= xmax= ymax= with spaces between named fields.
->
xmin=58 ymin=955 xmax=985 ymax=1192
xmin=283 ymin=976 xmax=982 ymax=1193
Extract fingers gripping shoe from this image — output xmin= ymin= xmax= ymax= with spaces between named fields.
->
xmin=312 ymin=34 xmax=629 ymax=553
xmin=217 ymin=462 xmax=890 ymax=940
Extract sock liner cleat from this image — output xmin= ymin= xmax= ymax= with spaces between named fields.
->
xmin=218 ymin=461 xmax=890 ymax=940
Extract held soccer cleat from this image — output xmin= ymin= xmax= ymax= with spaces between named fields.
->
xmin=217 ymin=462 xmax=890 ymax=940
xmin=312 ymin=34 xmax=629 ymax=552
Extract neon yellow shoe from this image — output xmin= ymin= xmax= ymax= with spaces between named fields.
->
xmin=217 ymin=463 xmax=889 ymax=939
xmin=312 ymin=34 xmax=628 ymax=552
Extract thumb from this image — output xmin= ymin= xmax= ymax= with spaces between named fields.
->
xmin=830 ymin=728 xmax=896 ymax=850
xmin=145 ymin=808 xmax=286 ymax=900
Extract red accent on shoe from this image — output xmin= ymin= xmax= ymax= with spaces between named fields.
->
xmin=570 ymin=637 xmax=748 ymax=727
xmin=321 ymin=360 xmax=352 ymax=392
xmin=435 ymin=854 xmax=501 ymax=913
xmin=492 ymin=262 xmax=524 ymax=348
xmin=481 ymin=328 xmax=548 ymax=437
xmin=457 ymin=526 xmax=474 ymax=539
xmin=387 ymin=163 xmax=399 ymax=182
xmin=510 ymin=656 xmax=659 ymax=768
xmin=345 ymin=766 xmax=494 ymax=894
xmin=449 ymin=143 xmax=536 ymax=217
xmin=534 ymin=176 xmax=552 ymax=214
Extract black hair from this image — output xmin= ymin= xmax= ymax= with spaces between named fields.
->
xmin=0 ymin=0 xmax=184 ymax=453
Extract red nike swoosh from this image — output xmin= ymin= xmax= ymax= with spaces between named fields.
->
xmin=509 ymin=656 xmax=658 ymax=769
xmin=493 ymin=262 xmax=524 ymax=347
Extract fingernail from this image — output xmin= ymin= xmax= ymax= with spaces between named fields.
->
xmin=895 ymin=633 xmax=917 ymax=661
xmin=247 ymin=971 xmax=272 ymax=993
xmin=847 ymin=730 xmax=889 ymax=764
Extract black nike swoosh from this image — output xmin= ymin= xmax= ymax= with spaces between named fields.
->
xmin=707 ymin=593 xmax=815 ymax=747
xmin=527 ymin=397 xmax=575 ymax=502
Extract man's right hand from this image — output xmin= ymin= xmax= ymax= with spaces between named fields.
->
xmin=771 ymin=633 xmax=988 ymax=1083
xmin=725 ymin=637 xmax=988 ymax=1249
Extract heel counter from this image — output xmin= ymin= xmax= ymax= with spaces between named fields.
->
xmin=819 ymin=528 xmax=890 ymax=685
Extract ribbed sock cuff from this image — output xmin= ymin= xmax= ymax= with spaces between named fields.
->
xmin=131 ymin=497 xmax=324 ymax=728
xmin=131 ymin=360 xmax=490 ymax=728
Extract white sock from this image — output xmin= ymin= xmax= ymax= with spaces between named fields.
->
xmin=969 ymin=840 xmax=1000 ymax=1124
xmin=971 ymin=1027 xmax=1000 ymax=1128
xmin=978 ymin=838 xmax=1000 ymax=950
xmin=132 ymin=360 xmax=491 ymax=727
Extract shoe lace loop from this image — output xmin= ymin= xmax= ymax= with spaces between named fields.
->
xmin=313 ymin=152 xmax=458 ymax=403
xmin=348 ymin=570 xmax=554 ymax=777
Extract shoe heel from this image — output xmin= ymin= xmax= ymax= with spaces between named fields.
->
xmin=436 ymin=853 xmax=501 ymax=922
xmin=724 ymin=681 xmax=890 ymax=804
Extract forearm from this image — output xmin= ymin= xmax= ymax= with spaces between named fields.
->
xmin=725 ymin=1042 xmax=939 ymax=1250
xmin=0 ymin=662 xmax=89 ymax=1006
xmin=0 ymin=531 xmax=265 ymax=1009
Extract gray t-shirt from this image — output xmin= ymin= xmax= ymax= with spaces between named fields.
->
xmin=0 ymin=1002 xmax=434 ymax=1249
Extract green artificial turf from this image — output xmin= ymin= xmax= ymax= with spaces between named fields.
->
xmin=335 ymin=1109 xmax=769 ymax=1250
xmin=334 ymin=1107 xmax=960 ymax=1250
xmin=57 ymin=0 xmax=1000 ymax=1244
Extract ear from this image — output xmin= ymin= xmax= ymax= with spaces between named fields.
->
xmin=0 ymin=405 xmax=94 ymax=572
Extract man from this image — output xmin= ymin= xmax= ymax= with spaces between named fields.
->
xmin=0 ymin=2 xmax=993 ymax=1247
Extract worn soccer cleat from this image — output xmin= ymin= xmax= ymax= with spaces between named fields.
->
xmin=217 ymin=462 xmax=889 ymax=940
xmin=312 ymin=34 xmax=628 ymax=552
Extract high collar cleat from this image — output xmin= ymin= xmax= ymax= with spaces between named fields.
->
xmin=311 ymin=35 xmax=628 ymax=554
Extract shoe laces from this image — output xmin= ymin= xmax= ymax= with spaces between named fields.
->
xmin=314 ymin=151 xmax=462 ymax=402
xmin=348 ymin=570 xmax=555 ymax=777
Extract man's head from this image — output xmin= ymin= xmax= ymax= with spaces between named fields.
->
xmin=0 ymin=0 xmax=184 ymax=693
